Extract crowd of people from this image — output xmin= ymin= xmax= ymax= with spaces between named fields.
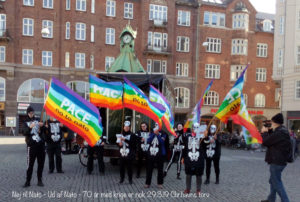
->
xmin=21 ymin=105 xmax=295 ymax=201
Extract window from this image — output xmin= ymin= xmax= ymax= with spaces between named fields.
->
xmin=176 ymin=36 xmax=189 ymax=52
xmin=67 ymin=81 xmax=89 ymax=100
xmin=204 ymin=91 xmax=219 ymax=106
xmin=255 ymin=94 xmax=265 ymax=107
xmin=230 ymin=65 xmax=246 ymax=81
xmin=257 ymin=43 xmax=268 ymax=57
xmin=105 ymin=28 xmax=115 ymax=45
xmin=147 ymin=32 xmax=168 ymax=50
xmin=176 ymin=63 xmax=188 ymax=77
xmin=65 ymin=52 xmax=70 ymax=68
xmin=66 ymin=0 xmax=70 ymax=10
xmin=0 ymin=46 xmax=5 ymax=62
xmin=23 ymin=0 xmax=34 ymax=6
xmin=278 ymin=49 xmax=284 ymax=67
xmin=22 ymin=49 xmax=33 ymax=65
xmin=65 ymin=22 xmax=70 ymax=39
xmin=146 ymin=59 xmax=166 ymax=73
xmin=175 ymin=87 xmax=189 ymax=108
xmin=256 ymin=68 xmax=267 ymax=82
xmin=205 ymin=64 xmax=220 ymax=79
xmin=297 ymin=46 xmax=300 ymax=65
xmin=124 ymin=2 xmax=133 ymax=19
xmin=232 ymin=13 xmax=249 ymax=30
xmin=106 ymin=0 xmax=116 ymax=17
xmin=263 ymin=20 xmax=272 ymax=32
xmin=75 ymin=53 xmax=85 ymax=68
xmin=42 ymin=20 xmax=53 ymax=38
xmin=17 ymin=79 xmax=49 ymax=103
xmin=178 ymin=10 xmax=190 ymax=26
xmin=149 ymin=4 xmax=167 ymax=22
xmin=23 ymin=18 xmax=34 ymax=36
xmin=42 ymin=51 xmax=52 ymax=67
xmin=203 ymin=11 xmax=225 ymax=27
xmin=206 ymin=37 xmax=221 ymax=53
xmin=90 ymin=55 xmax=94 ymax=70
xmin=279 ymin=16 xmax=285 ymax=35
xmin=91 ymin=0 xmax=95 ymax=13
xmin=76 ymin=0 xmax=86 ymax=11
xmin=296 ymin=80 xmax=300 ymax=99
xmin=0 ymin=77 xmax=5 ymax=101
xmin=43 ymin=0 xmax=53 ymax=9
xmin=91 ymin=25 xmax=95 ymax=42
xmin=0 ymin=14 xmax=6 ymax=36
xmin=75 ymin=23 xmax=86 ymax=40
xmin=231 ymin=39 xmax=248 ymax=55
xmin=105 ymin=56 xmax=115 ymax=71
xmin=298 ymin=11 xmax=300 ymax=30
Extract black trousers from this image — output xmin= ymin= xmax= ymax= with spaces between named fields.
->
xmin=136 ymin=150 xmax=147 ymax=176
xmin=47 ymin=144 xmax=62 ymax=172
xmin=26 ymin=145 xmax=46 ymax=182
xmin=205 ymin=157 xmax=220 ymax=180
xmin=146 ymin=156 xmax=164 ymax=185
xmin=87 ymin=146 xmax=105 ymax=173
xmin=165 ymin=149 xmax=182 ymax=175
xmin=120 ymin=157 xmax=132 ymax=181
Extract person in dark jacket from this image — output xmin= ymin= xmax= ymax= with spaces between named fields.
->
xmin=22 ymin=106 xmax=46 ymax=187
xmin=64 ymin=128 xmax=74 ymax=153
xmin=182 ymin=122 xmax=206 ymax=195
xmin=117 ymin=121 xmax=137 ymax=184
xmin=87 ymin=134 xmax=107 ymax=175
xmin=164 ymin=123 xmax=185 ymax=179
xmin=203 ymin=124 xmax=221 ymax=185
xmin=144 ymin=122 xmax=167 ymax=189
xmin=44 ymin=116 xmax=66 ymax=173
xmin=135 ymin=122 xmax=150 ymax=178
xmin=261 ymin=113 xmax=291 ymax=202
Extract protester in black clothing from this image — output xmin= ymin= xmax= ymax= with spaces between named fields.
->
xmin=87 ymin=134 xmax=107 ymax=175
xmin=117 ymin=121 xmax=137 ymax=184
xmin=203 ymin=124 xmax=221 ymax=185
xmin=182 ymin=123 xmax=206 ymax=195
xmin=261 ymin=113 xmax=291 ymax=202
xmin=145 ymin=122 xmax=167 ymax=189
xmin=44 ymin=116 xmax=66 ymax=174
xmin=164 ymin=123 xmax=184 ymax=179
xmin=64 ymin=128 xmax=74 ymax=153
xmin=22 ymin=106 xmax=46 ymax=187
xmin=135 ymin=122 xmax=150 ymax=178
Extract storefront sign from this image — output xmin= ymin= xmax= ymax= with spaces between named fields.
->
xmin=210 ymin=108 xmax=264 ymax=115
xmin=18 ymin=103 xmax=30 ymax=110
xmin=6 ymin=117 xmax=16 ymax=127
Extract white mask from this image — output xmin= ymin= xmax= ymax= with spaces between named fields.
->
xmin=210 ymin=125 xmax=217 ymax=134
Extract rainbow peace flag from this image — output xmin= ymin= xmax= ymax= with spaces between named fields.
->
xmin=149 ymin=85 xmax=176 ymax=136
xmin=184 ymin=80 xmax=214 ymax=132
xmin=89 ymin=75 xmax=123 ymax=110
xmin=232 ymin=94 xmax=262 ymax=143
xmin=215 ymin=66 xmax=248 ymax=123
xmin=123 ymin=77 xmax=165 ymax=128
xmin=44 ymin=77 xmax=103 ymax=147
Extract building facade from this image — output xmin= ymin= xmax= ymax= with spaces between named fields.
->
xmin=273 ymin=0 xmax=300 ymax=136
xmin=0 ymin=0 xmax=278 ymax=135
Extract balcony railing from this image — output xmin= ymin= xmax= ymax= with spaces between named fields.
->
xmin=150 ymin=19 xmax=168 ymax=28
xmin=0 ymin=29 xmax=11 ymax=41
xmin=144 ymin=45 xmax=171 ymax=56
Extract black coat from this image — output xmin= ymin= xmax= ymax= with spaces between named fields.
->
xmin=262 ymin=125 xmax=291 ymax=166
xmin=182 ymin=133 xmax=206 ymax=175
xmin=118 ymin=131 xmax=137 ymax=160
xmin=22 ymin=116 xmax=45 ymax=147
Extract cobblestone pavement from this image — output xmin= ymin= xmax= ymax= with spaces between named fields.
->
xmin=0 ymin=137 xmax=299 ymax=202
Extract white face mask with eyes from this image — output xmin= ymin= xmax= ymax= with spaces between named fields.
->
xmin=192 ymin=123 xmax=200 ymax=133
xmin=153 ymin=123 xmax=159 ymax=132
xmin=210 ymin=125 xmax=217 ymax=134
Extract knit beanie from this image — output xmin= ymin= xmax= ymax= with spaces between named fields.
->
xmin=271 ymin=113 xmax=284 ymax=125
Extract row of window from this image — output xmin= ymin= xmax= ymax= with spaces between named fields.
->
xmin=277 ymin=46 xmax=300 ymax=68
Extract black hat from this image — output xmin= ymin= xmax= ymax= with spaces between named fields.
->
xmin=26 ymin=106 xmax=34 ymax=114
xmin=271 ymin=113 xmax=284 ymax=125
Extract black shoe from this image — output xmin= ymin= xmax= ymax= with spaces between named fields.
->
xmin=261 ymin=200 xmax=269 ymax=202
xmin=99 ymin=172 xmax=105 ymax=176
xmin=48 ymin=170 xmax=53 ymax=174
xmin=204 ymin=179 xmax=210 ymax=185
xmin=23 ymin=181 xmax=30 ymax=188
xmin=37 ymin=181 xmax=44 ymax=187
xmin=136 ymin=174 xmax=140 ymax=178
xmin=119 ymin=179 xmax=124 ymax=184
xmin=215 ymin=179 xmax=219 ymax=184
xmin=176 ymin=174 xmax=181 ymax=180
xmin=57 ymin=170 xmax=64 ymax=173
xmin=163 ymin=171 xmax=167 ymax=177
xmin=129 ymin=180 xmax=133 ymax=185
xmin=87 ymin=171 xmax=92 ymax=175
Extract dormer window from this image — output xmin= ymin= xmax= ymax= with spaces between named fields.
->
xmin=263 ymin=20 xmax=272 ymax=32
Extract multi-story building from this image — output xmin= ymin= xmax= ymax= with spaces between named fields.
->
xmin=0 ymin=0 xmax=278 ymax=135
xmin=273 ymin=0 xmax=300 ymax=136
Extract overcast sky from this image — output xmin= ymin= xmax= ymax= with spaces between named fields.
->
xmin=249 ymin=0 xmax=276 ymax=14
